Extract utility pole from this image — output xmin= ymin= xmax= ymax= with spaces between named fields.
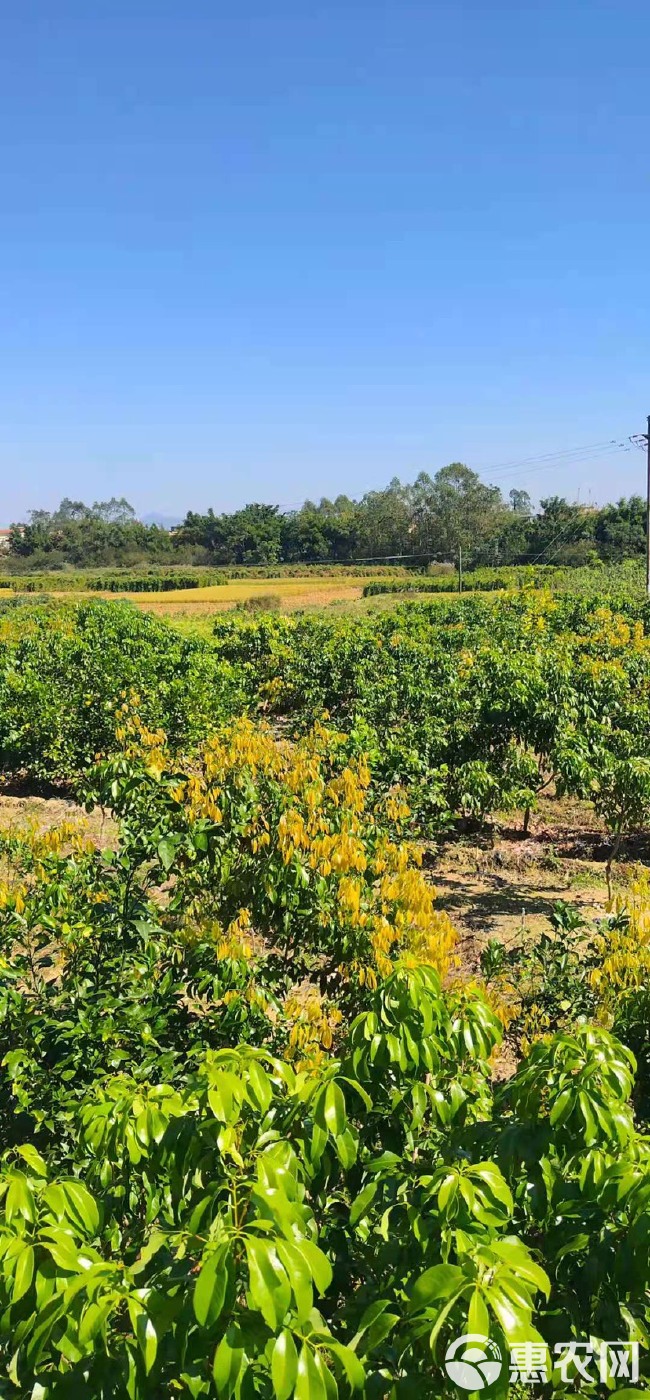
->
xmin=458 ymin=545 xmax=463 ymax=594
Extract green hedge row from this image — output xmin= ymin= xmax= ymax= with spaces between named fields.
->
xmin=0 ymin=598 xmax=245 ymax=780
xmin=1 ymin=564 xmax=412 ymax=594
xmin=363 ymin=561 xmax=647 ymax=598
xmin=363 ymin=569 xmax=521 ymax=596
xmin=2 ymin=571 xmax=226 ymax=593
xmin=84 ymin=572 xmax=221 ymax=592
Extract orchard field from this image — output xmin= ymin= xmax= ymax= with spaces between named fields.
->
xmin=1 ymin=582 xmax=650 ymax=1396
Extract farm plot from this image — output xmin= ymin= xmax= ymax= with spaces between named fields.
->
xmin=1 ymin=590 xmax=650 ymax=1394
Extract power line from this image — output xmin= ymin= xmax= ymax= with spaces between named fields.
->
xmin=474 ymin=437 xmax=621 ymax=476
xmin=273 ymin=437 xmax=632 ymax=512
xmin=525 ymin=490 xmax=600 ymax=566
xmin=527 ymin=521 xmax=586 ymax=567
xmin=485 ymin=444 xmax=629 ymax=487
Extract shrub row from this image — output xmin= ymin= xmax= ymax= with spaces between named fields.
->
xmin=211 ymin=591 xmax=650 ymax=858
xmin=363 ymin=559 xmax=646 ymax=597
xmin=0 ymin=563 xmax=413 ymax=592
xmin=0 ymin=598 xmax=245 ymax=780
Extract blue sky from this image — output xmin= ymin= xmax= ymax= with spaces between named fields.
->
xmin=1 ymin=0 xmax=648 ymax=521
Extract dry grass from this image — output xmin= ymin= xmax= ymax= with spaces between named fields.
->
xmin=140 ymin=580 xmax=368 ymax=614
xmin=49 ymin=576 xmax=371 ymax=616
xmin=150 ymin=589 xmax=475 ymax=637
xmin=42 ymin=577 xmax=471 ymax=620
xmin=1 ymin=578 xmax=477 ymax=642
xmin=0 ymin=793 xmax=117 ymax=847
xmin=425 ymin=795 xmax=613 ymax=973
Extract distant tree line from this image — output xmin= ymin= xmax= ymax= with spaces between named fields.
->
xmin=5 ymin=470 xmax=647 ymax=570
xmin=6 ymin=497 xmax=175 ymax=569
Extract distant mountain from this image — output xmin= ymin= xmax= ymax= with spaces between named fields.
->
xmin=140 ymin=512 xmax=183 ymax=529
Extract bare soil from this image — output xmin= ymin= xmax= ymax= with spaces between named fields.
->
xmin=0 ymin=792 xmax=116 ymax=847
xmin=0 ymin=788 xmax=639 ymax=978
xmin=424 ymin=793 xmax=617 ymax=973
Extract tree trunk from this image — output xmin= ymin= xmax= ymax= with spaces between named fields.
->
xmin=606 ymin=828 xmax=624 ymax=903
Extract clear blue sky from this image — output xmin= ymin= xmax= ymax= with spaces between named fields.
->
xmin=1 ymin=0 xmax=649 ymax=522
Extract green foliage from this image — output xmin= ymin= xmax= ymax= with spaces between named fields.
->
xmin=1 ymin=840 xmax=650 ymax=1397
xmin=363 ymin=559 xmax=647 ymax=597
xmin=5 ymin=539 xmax=650 ymax=1397
xmin=8 ymin=482 xmax=647 ymax=571
xmin=3 ymin=571 xmax=227 ymax=593
xmin=480 ymin=901 xmax=601 ymax=1048
xmin=212 ymin=591 xmax=650 ymax=850
xmin=7 ymin=499 xmax=177 ymax=569
xmin=0 ymin=648 xmax=648 ymax=1390
xmin=0 ymin=600 xmax=245 ymax=781
xmin=0 ymin=565 xmax=410 ymax=589
xmin=75 ymin=571 xmax=222 ymax=593
xmin=235 ymin=594 xmax=282 ymax=613
xmin=4 ymin=588 xmax=650 ymax=877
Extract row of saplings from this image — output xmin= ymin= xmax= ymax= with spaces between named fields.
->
xmin=209 ymin=595 xmax=650 ymax=875
xmin=0 ymin=718 xmax=648 ymax=1396
xmin=2 ymin=595 xmax=650 ymax=881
